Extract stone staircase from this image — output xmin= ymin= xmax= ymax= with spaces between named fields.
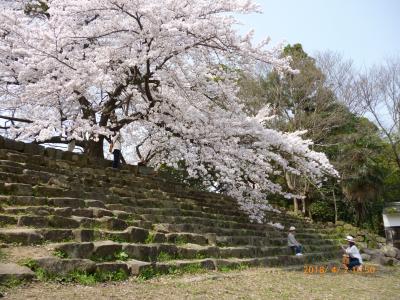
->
xmin=0 ymin=137 xmax=341 ymax=282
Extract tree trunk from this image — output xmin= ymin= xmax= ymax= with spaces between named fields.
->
xmin=301 ymin=182 xmax=309 ymax=215
xmin=332 ymin=187 xmax=338 ymax=224
xmin=84 ymin=137 xmax=104 ymax=159
xmin=293 ymin=198 xmax=298 ymax=213
xmin=301 ymin=198 xmax=306 ymax=214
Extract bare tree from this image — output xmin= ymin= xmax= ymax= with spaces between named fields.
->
xmin=315 ymin=51 xmax=363 ymax=115
xmin=355 ymin=57 xmax=400 ymax=170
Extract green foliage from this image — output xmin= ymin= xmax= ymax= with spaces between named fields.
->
xmin=28 ymin=266 xmax=128 ymax=285
xmin=145 ymin=232 xmax=156 ymax=244
xmin=21 ymin=258 xmax=38 ymax=270
xmin=68 ymin=271 xmax=97 ymax=285
xmin=137 ymin=267 xmax=160 ymax=280
xmin=174 ymin=235 xmax=188 ymax=245
xmin=238 ymin=42 xmax=399 ymax=233
xmin=195 ymin=253 xmax=208 ymax=260
xmin=90 ymin=250 xmax=130 ymax=262
xmin=35 ymin=268 xmax=52 ymax=281
xmin=218 ymin=263 xmax=248 ymax=272
xmin=108 ymin=235 xmax=128 ymax=243
xmin=137 ymin=263 xmax=206 ymax=281
xmin=169 ymin=263 xmax=204 ymax=275
xmin=93 ymin=269 xmax=128 ymax=282
xmin=0 ymin=249 xmax=6 ymax=261
xmin=53 ymin=250 xmax=68 ymax=259
xmin=385 ymin=207 xmax=398 ymax=214
xmin=157 ymin=251 xmax=175 ymax=262
xmin=309 ymin=201 xmax=335 ymax=222
xmin=0 ymin=277 xmax=26 ymax=294
xmin=114 ymin=250 xmax=129 ymax=261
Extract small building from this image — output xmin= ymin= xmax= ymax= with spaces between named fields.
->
xmin=382 ymin=202 xmax=400 ymax=248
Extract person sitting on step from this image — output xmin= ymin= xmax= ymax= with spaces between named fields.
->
xmin=288 ymin=226 xmax=303 ymax=256
xmin=341 ymin=235 xmax=363 ymax=271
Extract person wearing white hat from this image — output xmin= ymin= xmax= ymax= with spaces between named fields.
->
xmin=341 ymin=235 xmax=363 ymax=270
xmin=288 ymin=226 xmax=303 ymax=256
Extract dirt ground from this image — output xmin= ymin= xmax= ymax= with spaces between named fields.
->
xmin=2 ymin=264 xmax=400 ymax=300
xmin=1 ymin=246 xmax=52 ymax=264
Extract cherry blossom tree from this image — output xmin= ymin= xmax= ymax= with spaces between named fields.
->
xmin=0 ymin=0 xmax=338 ymax=222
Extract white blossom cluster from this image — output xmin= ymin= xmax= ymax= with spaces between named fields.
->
xmin=0 ymin=0 xmax=338 ymax=222
xmin=267 ymin=222 xmax=285 ymax=230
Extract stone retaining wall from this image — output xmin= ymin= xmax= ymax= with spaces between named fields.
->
xmin=0 ymin=135 xmax=137 ymax=173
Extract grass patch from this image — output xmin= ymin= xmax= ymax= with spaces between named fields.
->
xmin=43 ymin=237 xmax=74 ymax=244
xmin=175 ymin=236 xmax=188 ymax=245
xmin=195 ymin=253 xmax=208 ymax=260
xmin=0 ymin=248 xmax=7 ymax=261
xmin=41 ymin=268 xmax=128 ymax=284
xmin=138 ymin=263 xmax=206 ymax=281
xmin=23 ymin=260 xmax=129 ymax=285
xmin=53 ymin=250 xmax=68 ymax=259
xmin=145 ymin=232 xmax=156 ymax=244
xmin=21 ymin=258 xmax=38 ymax=270
xmin=171 ymin=263 xmax=205 ymax=275
xmin=90 ymin=253 xmax=116 ymax=262
xmin=0 ymin=277 xmax=26 ymax=294
xmin=218 ymin=263 xmax=249 ymax=272
xmin=91 ymin=250 xmax=130 ymax=262
xmin=108 ymin=235 xmax=127 ymax=243
xmin=137 ymin=267 xmax=160 ymax=281
xmin=157 ymin=251 xmax=175 ymax=262
xmin=114 ymin=250 xmax=129 ymax=261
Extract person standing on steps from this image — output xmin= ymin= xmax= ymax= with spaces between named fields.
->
xmin=288 ymin=226 xmax=303 ymax=256
xmin=109 ymin=131 xmax=123 ymax=169
xmin=341 ymin=235 xmax=363 ymax=271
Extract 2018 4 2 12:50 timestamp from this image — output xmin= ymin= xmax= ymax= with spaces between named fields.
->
xmin=303 ymin=265 xmax=376 ymax=274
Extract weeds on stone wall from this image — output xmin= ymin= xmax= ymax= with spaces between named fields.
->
xmin=22 ymin=258 xmax=128 ymax=285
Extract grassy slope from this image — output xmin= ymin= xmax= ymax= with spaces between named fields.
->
xmin=3 ymin=265 xmax=400 ymax=300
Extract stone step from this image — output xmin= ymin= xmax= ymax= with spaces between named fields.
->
xmin=0 ymin=152 xmax=276 ymax=216
xmin=105 ymin=199 xmax=246 ymax=218
xmin=0 ymin=225 xmax=154 ymax=245
xmin=0 ymin=182 xmax=33 ymax=196
xmin=0 ymin=141 xmax=344 ymax=286
xmin=216 ymin=235 xmax=336 ymax=247
xmin=213 ymin=251 xmax=340 ymax=269
xmin=1 ymin=196 xmax=326 ymax=237
xmin=0 ymin=176 xmax=310 ymax=230
xmin=0 ymin=158 xmax=238 ymax=209
xmin=142 ymin=213 xmax=319 ymax=234
xmin=0 ymin=158 xmax=65 ymax=177
xmin=48 ymin=240 xmax=339 ymax=263
xmin=0 ymin=262 xmax=35 ymax=282
xmin=105 ymin=198 xmax=314 ymax=228
xmin=107 ymin=205 xmax=293 ymax=226
xmin=0 ymin=159 xmax=160 ymax=196
xmin=24 ymin=249 xmax=339 ymax=280
xmin=1 ymin=195 xmax=315 ymax=236
xmin=29 ymin=257 xmax=97 ymax=276
xmin=0 ymin=170 xmax=55 ymax=187
xmin=152 ymin=222 xmax=332 ymax=240
xmin=0 ymin=228 xmax=47 ymax=245
xmin=153 ymin=250 xmax=340 ymax=274
xmin=2 ymin=205 xmax=131 ymax=221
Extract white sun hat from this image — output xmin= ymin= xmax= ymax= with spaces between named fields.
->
xmin=289 ymin=226 xmax=296 ymax=231
xmin=345 ymin=235 xmax=355 ymax=242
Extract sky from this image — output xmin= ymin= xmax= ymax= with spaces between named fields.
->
xmin=236 ymin=0 xmax=400 ymax=68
